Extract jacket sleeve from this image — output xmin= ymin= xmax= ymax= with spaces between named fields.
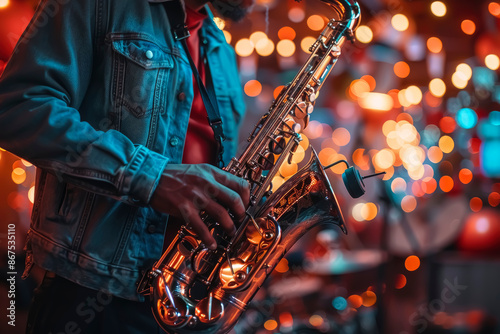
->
xmin=0 ymin=0 xmax=168 ymax=205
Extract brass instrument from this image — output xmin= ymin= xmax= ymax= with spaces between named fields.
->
xmin=138 ymin=1 xmax=363 ymax=332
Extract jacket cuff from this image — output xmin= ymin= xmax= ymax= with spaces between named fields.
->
xmin=121 ymin=146 xmax=168 ymax=205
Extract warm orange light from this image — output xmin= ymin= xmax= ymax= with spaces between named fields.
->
xmin=276 ymin=39 xmax=295 ymax=57
xmin=469 ymin=197 xmax=483 ymax=212
xmin=391 ymin=177 xmax=407 ymax=193
xmin=358 ymin=92 xmax=394 ymax=111
xmin=361 ymin=291 xmax=377 ymax=307
xmin=459 ymin=168 xmax=473 ymax=184
xmin=244 ymin=80 xmax=262 ymax=97
xmin=394 ymin=61 xmax=410 ymax=78
xmin=352 ymin=148 xmax=370 ymax=170
xmin=222 ymin=30 xmax=231 ymax=44
xmin=405 ymin=255 xmax=420 ymax=271
xmin=424 ymin=91 xmax=443 ymax=107
xmin=28 ymin=186 xmax=35 ymax=204
xmin=264 ymin=319 xmax=278 ymax=331
xmin=309 ymin=315 xmax=324 ymax=327
xmin=488 ymin=2 xmax=500 ymax=17
xmin=279 ymin=312 xmax=294 ymax=327
xmin=427 ymin=37 xmax=443 ymax=53
xmin=274 ymin=258 xmax=289 ymax=273
xmin=273 ymin=85 xmax=284 ymax=99
xmin=300 ymin=36 xmax=316 ymax=53
xmin=279 ymin=161 xmax=298 ymax=178
xmin=235 ymin=38 xmax=254 ymax=57
xmin=361 ymin=203 xmax=378 ymax=221
xmin=361 ymin=75 xmax=376 ymax=91
xmin=439 ymin=175 xmax=454 ymax=192
xmin=307 ymin=15 xmax=326 ymax=31
xmin=428 ymin=146 xmax=443 ymax=163
xmin=278 ymin=26 xmax=296 ymax=40
xmin=439 ymin=117 xmax=456 ymax=133
xmin=401 ymin=195 xmax=417 ymax=213
xmin=422 ymin=178 xmax=437 ymax=194
xmin=439 ymin=135 xmax=454 ymax=153
xmin=347 ymin=295 xmax=363 ymax=308
xmin=332 ymin=127 xmax=351 ymax=146
xmin=461 ymin=20 xmax=476 ymax=35
xmin=395 ymin=274 xmax=407 ymax=289
xmin=0 ymin=0 xmax=9 ymax=9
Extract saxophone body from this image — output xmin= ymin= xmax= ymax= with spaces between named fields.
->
xmin=138 ymin=1 xmax=361 ymax=333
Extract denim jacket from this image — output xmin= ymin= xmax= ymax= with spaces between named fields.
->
xmin=0 ymin=0 xmax=245 ymax=300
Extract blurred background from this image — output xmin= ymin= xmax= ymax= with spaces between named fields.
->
xmin=1 ymin=0 xmax=499 ymax=333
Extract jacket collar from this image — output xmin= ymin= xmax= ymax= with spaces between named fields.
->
xmin=148 ymin=0 xmax=226 ymax=49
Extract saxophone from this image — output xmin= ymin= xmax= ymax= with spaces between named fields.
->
xmin=138 ymin=1 xmax=362 ymax=332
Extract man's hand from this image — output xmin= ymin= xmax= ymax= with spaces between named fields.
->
xmin=150 ymin=164 xmax=250 ymax=250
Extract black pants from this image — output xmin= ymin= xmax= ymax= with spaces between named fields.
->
xmin=26 ymin=273 xmax=163 ymax=334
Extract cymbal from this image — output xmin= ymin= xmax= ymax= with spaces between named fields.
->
xmin=303 ymin=249 xmax=386 ymax=275
xmin=386 ymin=196 xmax=467 ymax=256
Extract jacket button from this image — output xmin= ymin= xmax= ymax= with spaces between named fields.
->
xmin=177 ymin=92 xmax=186 ymax=101
xmin=169 ymin=136 xmax=180 ymax=147
xmin=147 ymin=225 xmax=156 ymax=233
xmin=145 ymin=50 xmax=154 ymax=59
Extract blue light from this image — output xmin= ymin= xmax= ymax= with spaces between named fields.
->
xmin=332 ymin=296 xmax=347 ymax=311
xmin=490 ymin=111 xmax=500 ymax=126
xmin=456 ymin=108 xmax=478 ymax=129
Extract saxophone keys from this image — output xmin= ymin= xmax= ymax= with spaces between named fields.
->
xmin=195 ymin=295 xmax=224 ymax=324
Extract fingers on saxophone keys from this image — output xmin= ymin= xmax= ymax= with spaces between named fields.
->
xmin=203 ymin=201 xmax=237 ymax=237
xmin=179 ymin=204 xmax=216 ymax=250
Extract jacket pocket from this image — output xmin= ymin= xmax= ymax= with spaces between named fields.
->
xmin=109 ymin=34 xmax=174 ymax=119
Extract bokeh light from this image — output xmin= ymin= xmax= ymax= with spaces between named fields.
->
xmin=361 ymin=291 xmax=377 ymax=307
xmin=395 ymin=274 xmax=407 ymax=289
xmin=429 ymin=78 xmax=446 ymax=97
xmin=244 ymin=80 xmax=262 ymax=97
xmin=439 ymin=175 xmax=454 ymax=192
xmin=401 ymin=195 xmax=417 ymax=212
xmin=276 ymin=39 xmax=295 ymax=57
xmin=485 ymin=54 xmax=500 ymax=70
xmin=235 ymin=38 xmax=254 ymax=57
xmin=278 ymin=26 xmax=296 ymax=40
xmin=356 ymin=25 xmax=373 ymax=44
xmin=300 ymin=36 xmax=316 ymax=53
xmin=470 ymin=197 xmax=483 ymax=212
xmin=264 ymin=319 xmax=278 ymax=331
xmin=461 ymin=20 xmax=476 ymax=35
xmin=391 ymin=14 xmax=409 ymax=31
xmin=439 ymin=135 xmax=454 ymax=153
xmin=431 ymin=1 xmax=447 ymax=17
xmin=0 ymin=0 xmax=9 ymax=8
xmin=394 ymin=61 xmax=410 ymax=78
xmin=405 ymin=255 xmax=421 ymax=271
xmin=288 ymin=7 xmax=305 ymax=23
xmin=427 ymin=37 xmax=443 ymax=53
xmin=456 ymin=108 xmax=478 ymax=129
xmin=307 ymin=15 xmax=325 ymax=31
xmin=489 ymin=2 xmax=500 ymax=17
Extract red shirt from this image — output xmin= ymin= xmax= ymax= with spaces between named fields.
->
xmin=182 ymin=7 xmax=217 ymax=165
